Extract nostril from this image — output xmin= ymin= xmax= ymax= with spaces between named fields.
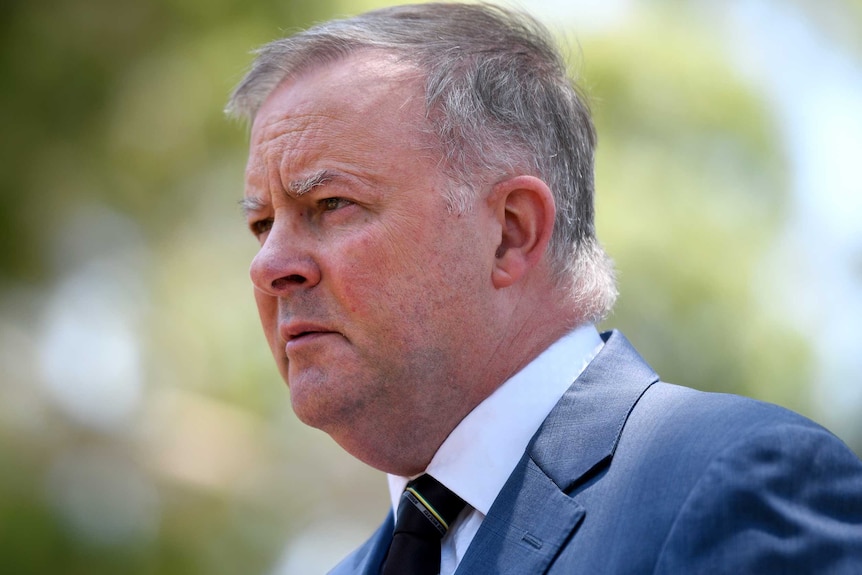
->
xmin=272 ymin=274 xmax=307 ymax=290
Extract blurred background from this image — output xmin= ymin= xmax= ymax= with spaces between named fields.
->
xmin=1 ymin=0 xmax=860 ymax=573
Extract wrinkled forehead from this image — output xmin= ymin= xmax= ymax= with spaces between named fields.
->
xmin=243 ymin=51 xmax=443 ymax=190
xmin=251 ymin=50 xmax=427 ymax=138
xmin=244 ymin=51 xmax=439 ymax=182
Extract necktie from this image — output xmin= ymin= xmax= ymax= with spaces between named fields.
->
xmin=381 ymin=474 xmax=467 ymax=575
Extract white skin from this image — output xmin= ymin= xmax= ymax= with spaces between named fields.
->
xmin=244 ymin=51 xmax=577 ymax=476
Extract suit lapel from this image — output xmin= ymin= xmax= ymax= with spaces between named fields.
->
xmin=457 ymin=330 xmax=659 ymax=574
xmin=455 ymin=453 xmax=586 ymax=575
xmin=530 ymin=330 xmax=659 ymax=491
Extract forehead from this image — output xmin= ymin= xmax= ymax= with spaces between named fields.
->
xmin=245 ymin=52 xmax=433 ymax=188
xmin=260 ymin=50 xmax=423 ymax=113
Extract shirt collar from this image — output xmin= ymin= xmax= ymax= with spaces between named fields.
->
xmin=388 ymin=324 xmax=603 ymax=515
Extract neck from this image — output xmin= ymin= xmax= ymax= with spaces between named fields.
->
xmin=332 ymin=282 xmax=580 ymax=476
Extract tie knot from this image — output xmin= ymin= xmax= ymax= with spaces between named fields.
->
xmin=382 ymin=475 xmax=467 ymax=575
xmin=397 ymin=474 xmax=467 ymax=538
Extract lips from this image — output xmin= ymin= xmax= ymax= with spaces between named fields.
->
xmin=280 ymin=322 xmax=339 ymax=350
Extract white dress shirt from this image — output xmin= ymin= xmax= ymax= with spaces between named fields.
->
xmin=387 ymin=324 xmax=604 ymax=575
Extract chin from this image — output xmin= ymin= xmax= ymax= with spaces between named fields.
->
xmin=289 ymin=382 xmax=357 ymax=431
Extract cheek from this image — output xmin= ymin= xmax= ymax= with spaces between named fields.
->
xmin=328 ymin=211 xmax=487 ymax=325
xmin=337 ymin=252 xmax=402 ymax=318
xmin=338 ymin=234 xmax=432 ymax=313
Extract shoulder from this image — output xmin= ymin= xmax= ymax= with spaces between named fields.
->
xmin=625 ymin=383 xmax=862 ymax=573
xmin=629 ymin=381 xmax=831 ymax=447
xmin=557 ymin=380 xmax=862 ymax=573
xmin=618 ymin=382 xmax=862 ymax=509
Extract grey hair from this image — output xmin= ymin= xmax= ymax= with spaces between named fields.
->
xmin=226 ymin=2 xmax=617 ymax=323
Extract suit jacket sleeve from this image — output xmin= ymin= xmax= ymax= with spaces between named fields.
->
xmin=653 ymin=422 xmax=862 ymax=574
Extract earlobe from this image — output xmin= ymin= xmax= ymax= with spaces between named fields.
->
xmin=489 ymin=175 xmax=556 ymax=289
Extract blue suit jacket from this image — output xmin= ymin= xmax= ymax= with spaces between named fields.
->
xmin=330 ymin=331 xmax=862 ymax=574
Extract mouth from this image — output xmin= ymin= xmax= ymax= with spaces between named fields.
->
xmin=281 ymin=322 xmax=339 ymax=352
xmin=284 ymin=331 xmax=338 ymax=358
xmin=290 ymin=330 xmax=327 ymax=340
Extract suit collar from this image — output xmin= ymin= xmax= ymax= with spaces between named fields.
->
xmin=456 ymin=330 xmax=659 ymax=575
xmin=530 ymin=329 xmax=659 ymax=491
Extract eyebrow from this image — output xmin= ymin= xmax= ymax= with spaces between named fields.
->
xmin=239 ymin=169 xmax=340 ymax=218
xmin=287 ymin=169 xmax=334 ymax=197
xmin=239 ymin=196 xmax=267 ymax=218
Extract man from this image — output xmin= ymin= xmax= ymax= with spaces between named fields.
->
xmin=227 ymin=3 xmax=862 ymax=573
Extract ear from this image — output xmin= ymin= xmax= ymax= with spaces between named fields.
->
xmin=487 ymin=175 xmax=556 ymax=289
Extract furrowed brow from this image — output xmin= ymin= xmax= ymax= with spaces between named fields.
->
xmin=287 ymin=169 xmax=335 ymax=197
xmin=239 ymin=196 xmax=267 ymax=217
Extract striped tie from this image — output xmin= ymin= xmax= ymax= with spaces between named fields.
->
xmin=381 ymin=474 xmax=467 ymax=575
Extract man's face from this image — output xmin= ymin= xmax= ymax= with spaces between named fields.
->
xmin=243 ymin=54 xmax=499 ymax=469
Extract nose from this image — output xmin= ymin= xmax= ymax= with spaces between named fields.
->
xmin=250 ymin=223 xmax=322 ymax=296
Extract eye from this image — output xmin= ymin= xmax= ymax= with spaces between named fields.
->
xmin=320 ymin=197 xmax=353 ymax=211
xmin=249 ymin=217 xmax=273 ymax=238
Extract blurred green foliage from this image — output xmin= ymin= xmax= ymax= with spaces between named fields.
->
xmin=586 ymin=9 xmax=810 ymax=412
xmin=0 ymin=1 xmax=859 ymax=574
